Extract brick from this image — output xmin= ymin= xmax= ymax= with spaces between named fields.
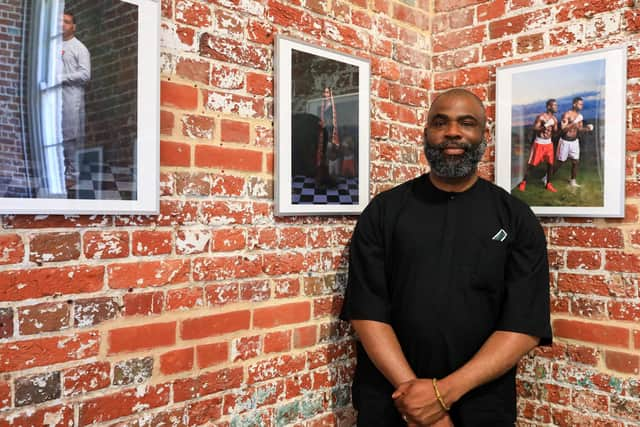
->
xmin=0 ymin=265 xmax=103 ymax=302
xmin=108 ymin=322 xmax=176 ymax=354
xmin=79 ymin=384 xmax=170 ymax=425
xmin=553 ymin=319 xmax=628 ymax=348
xmin=176 ymin=57 xmax=210 ymax=85
xmin=160 ymin=347 xmax=194 ymax=375
xmin=173 ymin=367 xmax=243 ymax=403
xmin=231 ymin=335 xmax=261 ymax=362
xmin=432 ymin=26 xmax=485 ymax=53
xmin=175 ymin=0 xmax=212 ymax=27
xmin=608 ymin=301 xmax=640 ymax=321
xmin=274 ymin=279 xmax=300 ymax=298
xmin=566 ymin=250 xmax=601 ymax=270
xmin=605 ymin=252 xmax=640 ymax=273
xmin=123 ymin=291 xmax=164 ymax=316
xmin=83 ymin=231 xmax=129 ymax=259
xmin=262 ymin=252 xmax=305 ymax=275
xmin=482 ymin=40 xmax=513 ymax=61
xmin=200 ymin=33 xmax=269 ymax=70
xmin=254 ymin=302 xmax=311 ymax=328
xmin=196 ymin=342 xmax=229 ymax=368
xmin=132 ymin=231 xmax=173 ymax=256
xmin=570 ymin=297 xmax=606 ymax=320
xmin=314 ymin=295 xmax=344 ymax=318
xmin=74 ymin=297 xmax=119 ymax=327
xmin=264 ymin=330 xmax=291 ymax=353
xmin=248 ymin=354 xmax=306 ymax=383
xmin=0 ymin=380 xmax=9 ymax=410
xmin=182 ymin=114 xmax=215 ymax=139
xmin=550 ymin=227 xmax=624 ymax=248
xmin=113 ymin=357 xmax=154 ymax=385
xmin=205 ymin=283 xmax=240 ymax=306
xmin=517 ymin=33 xmax=544 ymax=54
xmin=605 ymin=350 xmax=639 ymax=374
xmin=240 ymin=280 xmax=271 ymax=302
xmin=3 ymin=215 xmax=110 ymax=229
xmin=0 ymin=405 xmax=73 ymax=426
xmin=489 ymin=11 xmax=550 ymax=39
xmin=160 ymin=140 xmax=191 ymax=166
xmin=185 ymin=396 xmax=224 ymax=425
xmin=221 ymin=120 xmax=251 ymax=143
xmin=223 ymin=380 xmax=284 ymax=415
xmin=434 ymin=0 xmax=485 ymax=12
xmin=181 ymin=310 xmax=251 ymax=340
xmin=248 ymin=19 xmax=274 ymax=44
xmin=246 ymin=72 xmax=273 ymax=96
xmin=176 ymin=229 xmax=210 ymax=254
xmin=0 ymin=332 xmax=99 ymax=373
xmin=29 ymin=232 xmax=80 ymax=263
xmin=18 ymin=302 xmax=70 ymax=335
xmin=193 ymin=255 xmax=261 ymax=280
xmin=161 ymin=81 xmax=198 ymax=110
xmin=557 ymin=273 xmax=608 ymax=296
xmin=14 ymin=372 xmax=60 ymax=407
xmin=211 ymin=174 xmax=246 ymax=196
xmin=0 ymin=308 xmax=12 ymax=339
xmin=108 ymin=259 xmax=189 ymax=289
xmin=294 ymin=325 xmax=317 ymax=349
xmin=478 ymin=0 xmax=507 ymax=22
xmin=62 ymin=362 xmax=111 ymax=396
xmin=166 ymin=287 xmax=204 ymax=311
xmin=195 ymin=145 xmax=263 ymax=172
xmin=0 ymin=234 xmax=23 ymax=265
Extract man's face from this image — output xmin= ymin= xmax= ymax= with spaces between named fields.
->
xmin=548 ymin=102 xmax=558 ymax=113
xmin=423 ymin=94 xmax=486 ymax=178
xmin=323 ymin=88 xmax=330 ymax=98
xmin=573 ymin=100 xmax=583 ymax=111
xmin=63 ymin=14 xmax=75 ymax=38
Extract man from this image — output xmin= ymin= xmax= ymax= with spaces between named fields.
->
xmin=552 ymin=97 xmax=593 ymax=187
xmin=60 ymin=11 xmax=91 ymax=187
xmin=517 ymin=99 xmax=558 ymax=193
xmin=341 ymin=89 xmax=551 ymax=426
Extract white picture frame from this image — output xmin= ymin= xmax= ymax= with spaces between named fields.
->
xmin=0 ymin=0 xmax=160 ymax=214
xmin=495 ymin=45 xmax=626 ymax=217
xmin=274 ymin=35 xmax=370 ymax=216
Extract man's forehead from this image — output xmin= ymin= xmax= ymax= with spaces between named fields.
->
xmin=428 ymin=94 xmax=484 ymax=118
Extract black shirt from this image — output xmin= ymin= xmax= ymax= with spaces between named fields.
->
xmin=341 ymin=174 xmax=552 ymax=426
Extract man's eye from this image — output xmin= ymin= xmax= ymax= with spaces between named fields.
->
xmin=461 ymin=121 xmax=476 ymax=127
xmin=432 ymin=120 xmax=446 ymax=127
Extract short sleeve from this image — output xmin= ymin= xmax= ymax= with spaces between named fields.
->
xmin=496 ymin=206 xmax=552 ymax=345
xmin=340 ymin=196 xmax=391 ymax=324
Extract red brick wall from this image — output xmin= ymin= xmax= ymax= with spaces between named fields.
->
xmin=431 ymin=0 xmax=640 ymax=425
xmin=0 ymin=0 xmax=30 ymax=197
xmin=1 ymin=0 xmax=639 ymax=425
xmin=0 ymin=0 xmax=429 ymax=425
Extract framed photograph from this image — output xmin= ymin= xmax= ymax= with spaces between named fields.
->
xmin=496 ymin=46 xmax=626 ymax=217
xmin=274 ymin=35 xmax=370 ymax=216
xmin=0 ymin=0 xmax=160 ymax=214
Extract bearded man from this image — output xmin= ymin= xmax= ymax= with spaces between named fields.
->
xmin=340 ymin=89 xmax=551 ymax=427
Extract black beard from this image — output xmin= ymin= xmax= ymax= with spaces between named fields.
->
xmin=424 ymin=140 xmax=487 ymax=178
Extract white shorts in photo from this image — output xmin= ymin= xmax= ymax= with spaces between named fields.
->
xmin=556 ymin=138 xmax=580 ymax=161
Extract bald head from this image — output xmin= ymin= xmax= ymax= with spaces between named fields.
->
xmin=428 ymin=89 xmax=486 ymax=129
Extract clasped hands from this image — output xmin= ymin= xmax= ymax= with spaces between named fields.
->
xmin=392 ymin=379 xmax=454 ymax=427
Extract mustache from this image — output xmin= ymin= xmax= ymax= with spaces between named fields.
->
xmin=426 ymin=141 xmax=474 ymax=151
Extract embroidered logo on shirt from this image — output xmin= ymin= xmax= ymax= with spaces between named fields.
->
xmin=492 ymin=229 xmax=508 ymax=242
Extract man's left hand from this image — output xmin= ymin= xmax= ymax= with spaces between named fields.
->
xmin=392 ymin=379 xmax=448 ymax=425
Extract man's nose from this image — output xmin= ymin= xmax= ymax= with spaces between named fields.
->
xmin=444 ymin=122 xmax=462 ymax=138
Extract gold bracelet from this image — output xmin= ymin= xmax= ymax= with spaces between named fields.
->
xmin=432 ymin=378 xmax=450 ymax=412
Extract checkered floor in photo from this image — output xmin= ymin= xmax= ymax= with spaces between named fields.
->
xmin=67 ymin=163 xmax=136 ymax=200
xmin=291 ymin=175 xmax=359 ymax=204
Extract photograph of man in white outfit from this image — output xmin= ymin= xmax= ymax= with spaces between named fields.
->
xmin=60 ymin=11 xmax=90 ymax=187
